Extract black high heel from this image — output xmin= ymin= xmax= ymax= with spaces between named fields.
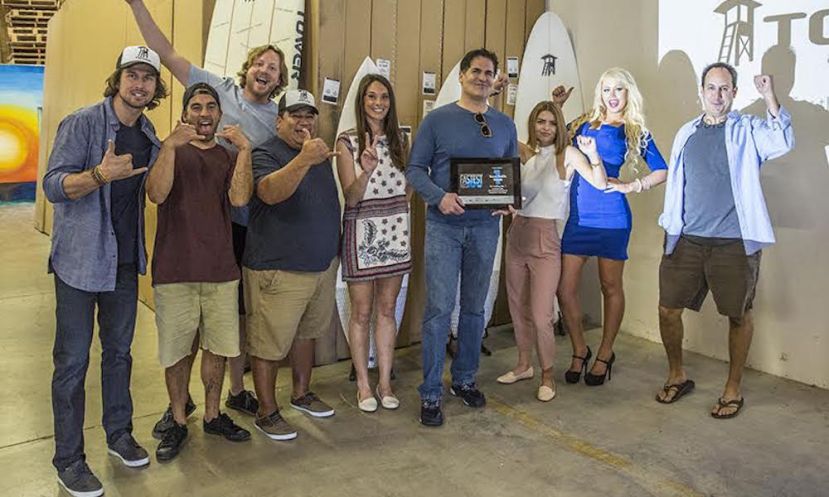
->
xmin=564 ymin=346 xmax=592 ymax=384
xmin=585 ymin=352 xmax=616 ymax=386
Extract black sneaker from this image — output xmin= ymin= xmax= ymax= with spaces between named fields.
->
xmin=225 ymin=390 xmax=259 ymax=416
xmin=57 ymin=460 xmax=103 ymax=497
xmin=155 ymin=423 xmax=188 ymax=462
xmin=152 ymin=397 xmax=196 ymax=440
xmin=204 ymin=412 xmax=251 ymax=442
xmin=450 ymin=383 xmax=486 ymax=408
xmin=107 ymin=432 xmax=150 ymax=468
xmin=419 ymin=400 xmax=444 ymax=427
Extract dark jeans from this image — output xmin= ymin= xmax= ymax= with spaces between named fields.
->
xmin=52 ymin=264 xmax=138 ymax=471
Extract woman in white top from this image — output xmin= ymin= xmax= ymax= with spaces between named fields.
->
xmin=497 ymin=101 xmax=607 ymax=401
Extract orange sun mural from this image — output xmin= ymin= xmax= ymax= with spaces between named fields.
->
xmin=0 ymin=104 xmax=39 ymax=184
xmin=0 ymin=65 xmax=43 ymax=200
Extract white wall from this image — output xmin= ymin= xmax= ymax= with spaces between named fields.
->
xmin=548 ymin=0 xmax=829 ymax=388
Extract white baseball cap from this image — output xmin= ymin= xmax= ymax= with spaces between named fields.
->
xmin=117 ymin=46 xmax=161 ymax=73
xmin=278 ymin=89 xmax=319 ymax=114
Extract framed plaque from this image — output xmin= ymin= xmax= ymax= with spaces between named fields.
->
xmin=450 ymin=157 xmax=522 ymax=209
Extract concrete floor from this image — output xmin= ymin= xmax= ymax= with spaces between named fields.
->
xmin=1 ymin=202 xmax=827 ymax=497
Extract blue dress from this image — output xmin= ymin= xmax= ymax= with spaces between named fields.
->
xmin=562 ymin=122 xmax=667 ymax=260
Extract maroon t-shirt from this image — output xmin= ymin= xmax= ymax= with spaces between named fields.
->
xmin=152 ymin=143 xmax=240 ymax=285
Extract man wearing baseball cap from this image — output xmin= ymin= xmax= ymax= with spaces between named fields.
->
xmin=42 ymin=45 xmax=165 ymax=496
xmin=126 ymin=0 xmax=288 ymax=431
xmin=147 ymin=82 xmax=254 ymax=461
xmin=243 ymin=89 xmax=340 ymax=440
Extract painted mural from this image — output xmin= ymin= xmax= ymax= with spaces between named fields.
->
xmin=0 ymin=65 xmax=43 ymax=202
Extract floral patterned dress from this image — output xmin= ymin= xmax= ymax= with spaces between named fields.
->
xmin=338 ymin=129 xmax=411 ymax=281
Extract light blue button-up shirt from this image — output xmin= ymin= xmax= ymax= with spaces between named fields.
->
xmin=42 ymin=97 xmax=161 ymax=292
xmin=659 ymin=107 xmax=794 ymax=255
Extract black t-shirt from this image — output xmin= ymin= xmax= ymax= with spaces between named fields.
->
xmin=112 ymin=121 xmax=152 ymax=265
xmin=243 ymin=135 xmax=341 ymax=272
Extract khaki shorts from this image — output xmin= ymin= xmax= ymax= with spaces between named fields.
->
xmin=154 ymin=280 xmax=240 ymax=368
xmin=659 ymin=237 xmax=761 ymax=318
xmin=244 ymin=258 xmax=338 ymax=361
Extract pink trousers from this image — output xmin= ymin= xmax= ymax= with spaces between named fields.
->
xmin=505 ymin=216 xmax=562 ymax=370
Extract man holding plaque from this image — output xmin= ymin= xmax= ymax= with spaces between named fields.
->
xmin=406 ymin=48 xmax=518 ymax=427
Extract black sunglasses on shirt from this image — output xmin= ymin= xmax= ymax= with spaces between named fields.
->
xmin=474 ymin=112 xmax=493 ymax=138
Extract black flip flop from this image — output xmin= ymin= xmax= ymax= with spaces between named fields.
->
xmin=655 ymin=379 xmax=695 ymax=404
xmin=711 ymin=397 xmax=745 ymax=419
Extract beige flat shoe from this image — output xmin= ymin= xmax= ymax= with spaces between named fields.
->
xmin=357 ymin=392 xmax=378 ymax=412
xmin=376 ymin=386 xmax=400 ymax=410
xmin=497 ymin=367 xmax=535 ymax=384
xmin=537 ymin=385 xmax=556 ymax=402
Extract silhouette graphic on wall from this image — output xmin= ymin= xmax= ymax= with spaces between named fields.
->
xmin=716 ymin=0 xmax=762 ymax=66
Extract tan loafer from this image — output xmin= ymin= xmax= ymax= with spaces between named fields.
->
xmin=357 ymin=393 xmax=378 ymax=412
xmin=537 ymin=385 xmax=556 ymax=402
xmin=497 ymin=367 xmax=534 ymax=384
xmin=376 ymin=386 xmax=400 ymax=410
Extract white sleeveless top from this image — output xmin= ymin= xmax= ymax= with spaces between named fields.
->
xmin=517 ymin=145 xmax=570 ymax=220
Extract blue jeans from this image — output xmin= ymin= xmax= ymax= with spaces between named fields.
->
xmin=52 ymin=264 xmax=138 ymax=471
xmin=418 ymin=220 xmax=499 ymax=402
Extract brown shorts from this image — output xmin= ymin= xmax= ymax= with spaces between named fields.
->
xmin=659 ymin=237 xmax=761 ymax=318
xmin=243 ymin=258 xmax=338 ymax=361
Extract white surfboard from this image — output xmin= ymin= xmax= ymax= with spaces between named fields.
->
xmin=433 ymin=60 xmax=502 ymax=337
xmin=514 ymin=11 xmax=585 ymax=143
xmin=203 ymin=0 xmax=305 ymax=90
xmin=334 ymin=57 xmax=409 ymax=369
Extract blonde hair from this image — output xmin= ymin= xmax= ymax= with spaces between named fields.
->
xmin=236 ymin=45 xmax=289 ymax=100
xmin=571 ymin=67 xmax=650 ymax=169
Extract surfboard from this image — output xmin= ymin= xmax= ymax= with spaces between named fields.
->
xmin=203 ymin=0 xmax=305 ymax=90
xmin=433 ymin=59 xmax=502 ymax=337
xmin=333 ymin=57 xmax=409 ymax=369
xmin=514 ymin=10 xmax=585 ymax=143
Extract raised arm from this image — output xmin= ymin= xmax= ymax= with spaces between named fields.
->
xmin=216 ymin=125 xmax=253 ymax=207
xmin=44 ymin=115 xmax=148 ymax=202
xmin=125 ymin=0 xmax=191 ymax=85
xmin=257 ymin=130 xmax=337 ymax=205
xmin=567 ymin=136 xmax=607 ymax=189
xmin=336 ymin=133 xmax=379 ymax=208
xmin=147 ymin=122 xmax=202 ymax=204
xmin=751 ymin=74 xmax=794 ymax=162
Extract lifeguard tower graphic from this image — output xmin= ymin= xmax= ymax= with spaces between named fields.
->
xmin=541 ymin=54 xmax=558 ymax=76
xmin=716 ymin=0 xmax=761 ymax=66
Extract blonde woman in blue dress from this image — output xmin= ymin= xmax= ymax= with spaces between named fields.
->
xmin=557 ymin=69 xmax=668 ymax=386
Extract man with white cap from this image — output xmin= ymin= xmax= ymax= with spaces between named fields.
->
xmin=42 ymin=45 xmax=166 ymax=496
xmin=243 ymin=90 xmax=341 ymax=440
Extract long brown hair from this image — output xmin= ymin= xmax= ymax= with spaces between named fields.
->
xmin=354 ymin=74 xmax=408 ymax=171
xmin=103 ymin=67 xmax=168 ymax=110
xmin=526 ymin=101 xmax=568 ymax=152
xmin=236 ymin=45 xmax=289 ymax=100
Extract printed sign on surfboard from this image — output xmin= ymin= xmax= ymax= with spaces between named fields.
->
xmin=514 ymin=11 xmax=585 ymax=143
xmin=333 ymin=57 xmax=409 ymax=369
xmin=203 ymin=0 xmax=305 ymax=91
